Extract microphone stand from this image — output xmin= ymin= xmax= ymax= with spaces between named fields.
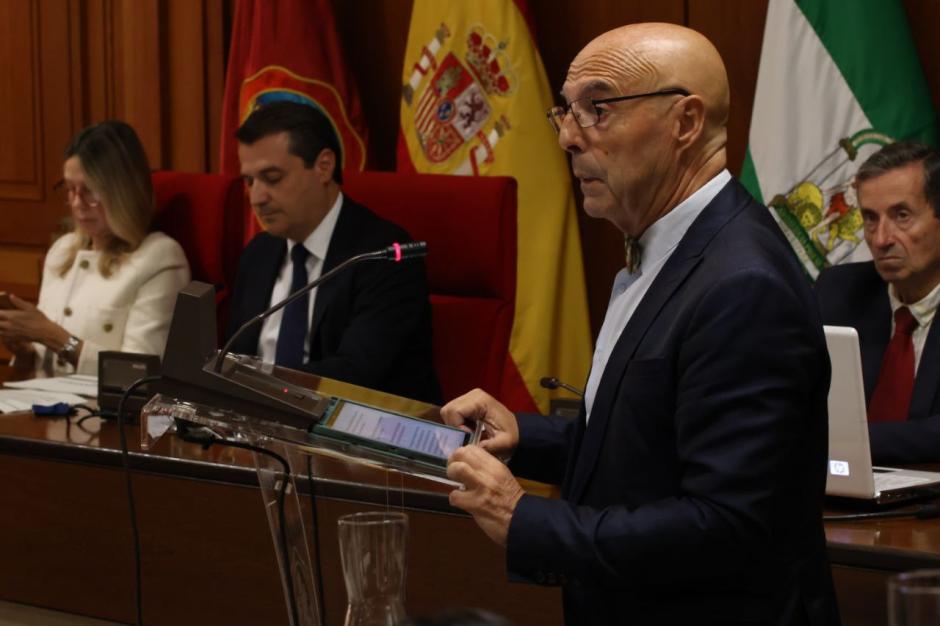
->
xmin=156 ymin=241 xmax=426 ymax=432
xmin=215 ymin=242 xmax=426 ymax=372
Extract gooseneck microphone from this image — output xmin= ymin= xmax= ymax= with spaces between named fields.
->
xmin=540 ymin=376 xmax=585 ymax=397
xmin=215 ymin=241 xmax=427 ymax=372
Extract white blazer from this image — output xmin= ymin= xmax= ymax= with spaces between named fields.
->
xmin=35 ymin=231 xmax=191 ymax=376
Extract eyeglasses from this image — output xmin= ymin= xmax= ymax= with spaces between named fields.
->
xmin=66 ymin=187 xmax=102 ymax=207
xmin=546 ymin=88 xmax=691 ymax=133
xmin=54 ymin=180 xmax=102 ymax=207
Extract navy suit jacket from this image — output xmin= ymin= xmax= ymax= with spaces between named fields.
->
xmin=506 ymin=180 xmax=839 ymax=626
xmin=816 ymin=261 xmax=940 ymax=464
xmin=226 ymin=196 xmax=441 ymax=404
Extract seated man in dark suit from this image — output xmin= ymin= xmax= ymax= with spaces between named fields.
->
xmin=817 ymin=141 xmax=940 ymax=464
xmin=227 ymin=101 xmax=440 ymax=404
xmin=440 ymin=23 xmax=838 ymax=626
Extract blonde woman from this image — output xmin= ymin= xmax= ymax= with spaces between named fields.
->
xmin=0 ymin=121 xmax=190 ymax=377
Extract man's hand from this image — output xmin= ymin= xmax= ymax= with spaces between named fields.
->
xmin=447 ymin=445 xmax=525 ymax=547
xmin=440 ymin=388 xmax=519 ymax=460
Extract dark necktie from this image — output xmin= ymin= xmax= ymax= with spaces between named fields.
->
xmin=624 ymin=235 xmax=642 ymax=274
xmin=868 ymin=306 xmax=918 ymax=422
xmin=275 ymin=243 xmax=311 ymax=369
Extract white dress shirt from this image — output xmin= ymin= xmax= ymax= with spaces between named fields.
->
xmin=584 ymin=170 xmax=732 ymax=423
xmin=258 ymin=191 xmax=343 ymax=364
xmin=888 ymin=279 xmax=940 ymax=372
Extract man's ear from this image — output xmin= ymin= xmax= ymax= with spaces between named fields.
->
xmin=313 ymin=148 xmax=337 ymax=183
xmin=674 ymin=95 xmax=705 ymax=150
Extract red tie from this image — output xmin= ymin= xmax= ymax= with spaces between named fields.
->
xmin=868 ymin=306 xmax=918 ymax=422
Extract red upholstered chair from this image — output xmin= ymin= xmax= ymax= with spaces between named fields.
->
xmin=343 ymin=171 xmax=518 ymax=404
xmin=151 ymin=171 xmax=247 ymax=333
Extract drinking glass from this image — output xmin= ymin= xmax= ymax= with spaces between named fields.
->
xmin=889 ymin=569 xmax=940 ymax=626
xmin=338 ymin=511 xmax=409 ymax=626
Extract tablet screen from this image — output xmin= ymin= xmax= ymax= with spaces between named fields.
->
xmin=323 ymin=401 xmax=466 ymax=460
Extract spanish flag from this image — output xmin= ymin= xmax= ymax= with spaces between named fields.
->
xmin=398 ymin=0 xmax=591 ymax=413
xmin=219 ymin=0 xmax=368 ymax=242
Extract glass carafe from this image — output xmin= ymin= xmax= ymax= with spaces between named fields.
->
xmin=889 ymin=569 xmax=940 ymax=626
xmin=338 ymin=511 xmax=409 ymax=626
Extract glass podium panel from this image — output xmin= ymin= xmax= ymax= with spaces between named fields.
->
xmin=139 ymin=392 xmax=458 ymax=626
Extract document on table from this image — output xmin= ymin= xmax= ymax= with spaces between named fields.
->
xmin=0 ymin=389 xmax=89 ymax=413
xmin=0 ymin=375 xmax=97 ymax=413
xmin=4 ymin=374 xmax=98 ymax=397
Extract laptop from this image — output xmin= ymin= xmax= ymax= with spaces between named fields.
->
xmin=824 ymin=325 xmax=940 ymax=504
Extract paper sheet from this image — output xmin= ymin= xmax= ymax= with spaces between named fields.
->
xmin=5 ymin=374 xmax=98 ymax=398
xmin=0 ymin=389 xmax=89 ymax=413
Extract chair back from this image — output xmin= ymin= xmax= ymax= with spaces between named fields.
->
xmin=151 ymin=171 xmax=247 ymax=331
xmin=343 ymin=171 xmax=518 ymax=403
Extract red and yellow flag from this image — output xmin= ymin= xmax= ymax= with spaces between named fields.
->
xmin=219 ymin=0 xmax=368 ymax=242
xmin=398 ymin=0 xmax=591 ymax=413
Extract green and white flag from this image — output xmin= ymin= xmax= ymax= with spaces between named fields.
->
xmin=741 ymin=0 xmax=939 ymax=279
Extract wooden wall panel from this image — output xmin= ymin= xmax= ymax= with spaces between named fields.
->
xmin=81 ymin=0 xmax=117 ymax=123
xmin=0 ymin=248 xmax=44 ymax=303
xmin=0 ymin=0 xmax=42 ymax=201
xmin=0 ymin=1 xmax=74 ymax=250
xmin=81 ymin=0 xmax=226 ymax=172
xmin=165 ymin=0 xmax=207 ymax=172
xmin=161 ymin=0 xmax=229 ymax=173
xmin=204 ymin=0 xmax=227 ymax=173
xmin=688 ymin=0 xmax=769 ymax=177
xmin=112 ymin=0 xmax=163 ymax=163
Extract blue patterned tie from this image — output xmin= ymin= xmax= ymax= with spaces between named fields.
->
xmin=275 ymin=243 xmax=311 ymax=368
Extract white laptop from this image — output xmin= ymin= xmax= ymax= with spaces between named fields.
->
xmin=824 ymin=325 xmax=940 ymax=504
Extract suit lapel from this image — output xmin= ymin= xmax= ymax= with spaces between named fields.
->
xmin=560 ymin=406 xmax=587 ymax=500
xmin=911 ymin=313 xmax=940 ymax=419
xmin=566 ymin=179 xmax=747 ymax=503
xmin=566 ymin=258 xmax=699 ymax=503
xmin=310 ymin=197 xmax=358 ymax=341
xmin=240 ymin=235 xmax=285 ymax=354
xmin=856 ymin=269 xmax=891 ymax=402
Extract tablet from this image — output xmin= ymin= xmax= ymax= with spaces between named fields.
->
xmin=314 ymin=397 xmax=472 ymax=468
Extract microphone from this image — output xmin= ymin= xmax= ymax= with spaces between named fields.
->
xmin=540 ymin=376 xmax=584 ymax=398
xmin=215 ymin=241 xmax=427 ymax=372
xmin=384 ymin=241 xmax=427 ymax=261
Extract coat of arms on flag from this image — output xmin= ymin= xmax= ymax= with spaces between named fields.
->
xmin=767 ymin=130 xmax=892 ymax=275
xmin=743 ymin=0 xmax=938 ymax=281
xmin=402 ymin=24 xmax=514 ymax=175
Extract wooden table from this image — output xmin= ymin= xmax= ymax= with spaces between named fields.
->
xmin=826 ymin=500 xmax=940 ymax=626
xmin=1 ymin=376 xmax=937 ymax=626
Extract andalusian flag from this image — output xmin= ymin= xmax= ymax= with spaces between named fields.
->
xmin=398 ymin=0 xmax=591 ymax=413
xmin=742 ymin=0 xmax=939 ymax=278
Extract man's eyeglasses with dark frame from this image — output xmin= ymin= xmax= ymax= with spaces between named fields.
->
xmin=546 ymin=88 xmax=691 ymax=133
